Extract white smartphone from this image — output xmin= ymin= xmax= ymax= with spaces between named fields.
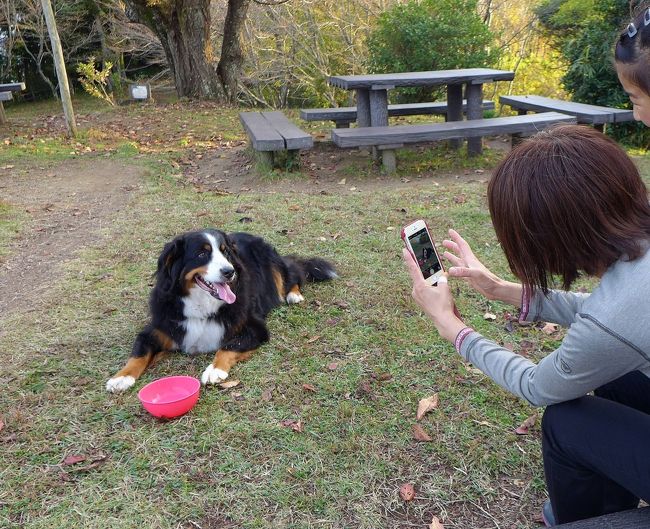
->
xmin=401 ymin=219 xmax=445 ymax=286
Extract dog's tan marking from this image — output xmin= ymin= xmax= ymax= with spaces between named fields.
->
xmin=288 ymin=284 xmax=302 ymax=297
xmin=272 ymin=268 xmax=285 ymax=301
xmin=152 ymin=329 xmax=175 ymax=351
xmin=212 ymin=349 xmax=253 ymax=373
xmin=113 ymin=352 xmax=154 ymax=380
xmin=184 ymin=265 xmax=208 ymax=292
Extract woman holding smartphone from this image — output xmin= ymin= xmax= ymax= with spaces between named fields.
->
xmin=403 ymin=124 xmax=650 ymax=526
xmin=405 ymin=8 xmax=650 ymax=525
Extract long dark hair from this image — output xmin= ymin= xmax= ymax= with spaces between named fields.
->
xmin=487 ymin=124 xmax=650 ymax=293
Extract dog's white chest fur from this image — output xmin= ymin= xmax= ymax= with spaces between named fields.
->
xmin=181 ymin=287 xmax=225 ymax=354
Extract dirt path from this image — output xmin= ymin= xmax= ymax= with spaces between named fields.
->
xmin=0 ymin=158 xmax=146 ymax=321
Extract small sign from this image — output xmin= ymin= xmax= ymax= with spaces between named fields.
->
xmin=129 ymin=84 xmax=150 ymax=100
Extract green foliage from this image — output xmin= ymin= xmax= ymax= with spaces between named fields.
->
xmin=76 ymin=57 xmax=116 ymax=107
xmin=367 ymin=0 xmax=499 ymax=102
xmin=537 ymin=0 xmax=649 ymax=147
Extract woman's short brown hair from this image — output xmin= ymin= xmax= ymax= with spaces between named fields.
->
xmin=487 ymin=124 xmax=650 ymax=293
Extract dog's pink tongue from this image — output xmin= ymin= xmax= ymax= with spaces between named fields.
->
xmin=216 ymin=283 xmax=236 ymax=304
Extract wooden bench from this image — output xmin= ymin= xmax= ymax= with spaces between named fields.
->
xmin=0 ymin=82 xmax=25 ymax=125
xmin=300 ymin=100 xmax=495 ymax=128
xmin=331 ymin=111 xmax=576 ymax=172
xmin=554 ymin=506 xmax=650 ymax=528
xmin=500 ymin=95 xmax=634 ymax=131
xmin=239 ymin=111 xmax=313 ymax=168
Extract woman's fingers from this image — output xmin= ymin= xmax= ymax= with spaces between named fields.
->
xmin=448 ymin=266 xmax=475 ymax=278
xmin=442 ymin=250 xmax=464 ymax=267
xmin=448 ymin=229 xmax=474 ymax=256
xmin=402 ymin=248 xmax=426 ymax=285
xmin=442 ymin=239 xmax=459 ymax=252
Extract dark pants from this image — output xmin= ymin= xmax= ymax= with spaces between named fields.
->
xmin=542 ymin=371 xmax=650 ymax=524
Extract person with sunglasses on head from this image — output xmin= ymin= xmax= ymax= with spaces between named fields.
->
xmin=403 ymin=7 xmax=650 ymax=526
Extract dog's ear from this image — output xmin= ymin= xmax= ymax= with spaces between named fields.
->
xmin=156 ymin=237 xmax=185 ymax=293
xmin=224 ymin=233 xmax=238 ymax=254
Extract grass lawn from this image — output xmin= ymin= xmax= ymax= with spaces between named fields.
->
xmin=0 ymin=96 xmax=647 ymax=528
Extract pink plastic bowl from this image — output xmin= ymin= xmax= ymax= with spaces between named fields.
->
xmin=138 ymin=376 xmax=201 ymax=419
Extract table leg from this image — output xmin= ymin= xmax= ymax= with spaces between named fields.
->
xmin=466 ymin=82 xmax=483 ymax=156
xmin=356 ymin=89 xmax=371 ymax=127
xmin=512 ymin=109 xmax=528 ymax=147
xmin=369 ymin=89 xmax=390 ymax=169
xmin=447 ymin=84 xmax=463 ymax=150
xmin=0 ymin=102 xmax=6 ymax=125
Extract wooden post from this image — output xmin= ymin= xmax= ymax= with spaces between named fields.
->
xmin=447 ymin=84 xmax=463 ymax=150
xmin=512 ymin=109 xmax=528 ymax=146
xmin=356 ymin=89 xmax=371 ymax=127
xmin=369 ymin=88 xmax=389 ymax=167
xmin=466 ymin=82 xmax=483 ymax=156
xmin=40 ymin=0 xmax=77 ymax=137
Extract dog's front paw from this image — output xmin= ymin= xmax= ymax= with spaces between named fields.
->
xmin=201 ymin=365 xmax=229 ymax=385
xmin=106 ymin=375 xmax=135 ymax=393
xmin=286 ymin=291 xmax=305 ymax=304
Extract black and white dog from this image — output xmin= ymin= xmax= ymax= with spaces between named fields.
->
xmin=106 ymin=229 xmax=337 ymax=392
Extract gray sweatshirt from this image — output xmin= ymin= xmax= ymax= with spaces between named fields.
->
xmin=457 ymin=248 xmax=650 ymax=407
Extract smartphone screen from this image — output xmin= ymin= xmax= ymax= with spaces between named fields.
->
xmin=407 ymin=227 xmax=442 ymax=280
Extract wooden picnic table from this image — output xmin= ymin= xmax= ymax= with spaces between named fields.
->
xmin=0 ymin=82 xmax=26 ymax=124
xmin=327 ymin=68 xmax=514 ymax=159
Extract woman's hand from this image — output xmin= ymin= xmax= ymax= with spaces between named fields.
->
xmin=402 ymin=248 xmax=465 ymax=343
xmin=442 ymin=229 xmax=522 ymax=306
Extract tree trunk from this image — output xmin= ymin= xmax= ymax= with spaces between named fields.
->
xmin=217 ymin=0 xmax=251 ymax=103
xmin=40 ymin=0 xmax=77 ymax=136
xmin=127 ymin=0 xmax=220 ymax=99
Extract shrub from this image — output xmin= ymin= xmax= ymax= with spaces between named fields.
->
xmin=367 ymin=0 xmax=499 ymax=102
xmin=76 ymin=57 xmax=115 ymax=106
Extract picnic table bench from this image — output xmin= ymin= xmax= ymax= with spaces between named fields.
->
xmin=239 ymin=110 xmax=313 ymax=168
xmin=331 ymin=112 xmax=576 ymax=171
xmin=500 ymin=95 xmax=634 ymax=131
xmin=554 ymin=506 xmax=650 ymax=528
xmin=300 ymin=100 xmax=495 ymax=128
xmin=0 ymin=82 xmax=26 ymax=124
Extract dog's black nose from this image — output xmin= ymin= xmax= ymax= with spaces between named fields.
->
xmin=221 ymin=267 xmax=235 ymax=280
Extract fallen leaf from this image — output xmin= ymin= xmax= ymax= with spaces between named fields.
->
xmin=327 ymin=362 xmax=338 ymax=371
xmin=0 ymin=419 xmax=4 ymax=433
xmin=515 ymin=413 xmax=538 ymax=435
xmin=412 ymin=424 xmax=432 ymax=442
xmin=338 ymin=178 xmax=346 ymax=185
xmin=63 ymin=455 xmax=86 ymax=465
xmin=280 ymin=419 xmax=303 ymax=432
xmin=261 ymin=386 xmax=274 ymax=402
xmin=399 ymin=483 xmax=415 ymax=501
xmin=483 ymin=312 xmax=497 ymax=321
xmin=219 ymin=379 xmax=240 ymax=389
xmin=374 ymin=372 xmax=392 ymax=382
xmin=416 ymin=394 xmax=439 ymax=421
xmin=453 ymin=194 xmax=467 ymax=204
xmin=519 ymin=340 xmax=535 ymax=356
xmin=288 ymin=205 xmax=301 ymax=211
xmin=542 ymin=322 xmax=559 ymax=335
xmin=302 ymin=383 xmax=316 ymax=392
xmin=430 ymin=515 xmax=445 ymax=529
xmin=306 ymin=335 xmax=321 ymax=344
